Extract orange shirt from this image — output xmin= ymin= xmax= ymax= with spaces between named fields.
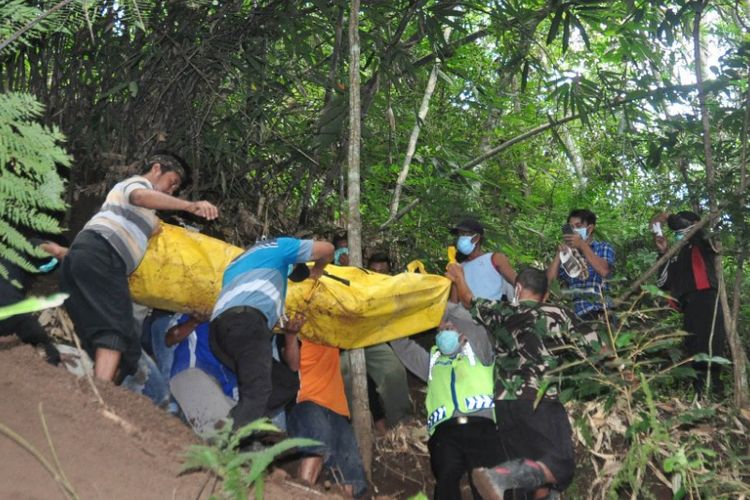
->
xmin=297 ymin=339 xmax=349 ymax=418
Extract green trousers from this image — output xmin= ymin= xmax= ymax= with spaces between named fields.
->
xmin=340 ymin=343 xmax=412 ymax=426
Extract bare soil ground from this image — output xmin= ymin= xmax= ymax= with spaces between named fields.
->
xmin=0 ymin=337 xmax=208 ymax=499
xmin=0 ymin=336 xmax=435 ymax=499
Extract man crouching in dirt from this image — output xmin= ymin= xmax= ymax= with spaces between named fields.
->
xmin=448 ymin=266 xmax=584 ymax=500
xmin=61 ymin=151 xmax=218 ymax=382
xmin=1 ymin=234 xmax=67 ymax=365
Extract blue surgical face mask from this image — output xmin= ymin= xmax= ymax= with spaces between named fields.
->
xmin=674 ymin=225 xmax=693 ymax=242
xmin=38 ymin=257 xmax=58 ymax=273
xmin=574 ymin=227 xmax=588 ymax=240
xmin=334 ymin=247 xmax=349 ymax=265
xmin=436 ymin=329 xmax=462 ymax=356
xmin=456 ymin=235 xmax=477 ymax=255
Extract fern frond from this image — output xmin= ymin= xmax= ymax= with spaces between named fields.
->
xmin=0 ymin=0 xmax=164 ymax=55
xmin=0 ymin=171 xmax=65 ymax=211
xmin=0 ymin=92 xmax=70 ymax=274
xmin=0 ymin=240 xmax=40 ymax=274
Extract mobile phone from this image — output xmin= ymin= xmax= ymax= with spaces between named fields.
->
xmin=561 ymin=223 xmax=574 ymax=235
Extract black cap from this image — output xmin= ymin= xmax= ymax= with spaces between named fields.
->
xmin=288 ymin=263 xmax=310 ymax=282
xmin=667 ymin=211 xmax=699 ymax=231
xmin=450 ymin=217 xmax=484 ymax=235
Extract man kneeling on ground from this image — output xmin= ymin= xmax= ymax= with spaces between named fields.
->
xmin=448 ymin=266 xmax=585 ymax=499
xmin=286 ymin=318 xmax=367 ymax=498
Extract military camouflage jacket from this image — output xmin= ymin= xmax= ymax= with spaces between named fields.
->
xmin=471 ymin=299 xmax=590 ymax=401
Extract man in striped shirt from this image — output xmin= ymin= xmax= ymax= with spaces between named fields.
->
xmin=61 ymin=151 xmax=218 ymax=382
xmin=209 ymin=237 xmax=333 ymax=431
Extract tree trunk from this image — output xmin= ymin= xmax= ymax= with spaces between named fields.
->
xmin=732 ymin=76 xmax=750 ymax=328
xmin=510 ymin=77 xmax=530 ymax=197
xmin=725 ymin=65 xmax=750 ymax=407
xmin=389 ymin=26 xmax=451 ymax=218
xmin=346 ymin=0 xmax=374 ymax=475
xmin=692 ymin=2 xmax=749 ymax=407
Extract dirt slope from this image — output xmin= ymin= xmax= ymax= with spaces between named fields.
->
xmin=0 ymin=338 xmax=206 ymax=499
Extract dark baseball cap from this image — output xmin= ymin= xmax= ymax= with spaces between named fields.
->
xmin=288 ymin=263 xmax=310 ymax=282
xmin=667 ymin=211 xmax=699 ymax=231
xmin=450 ymin=216 xmax=484 ymax=235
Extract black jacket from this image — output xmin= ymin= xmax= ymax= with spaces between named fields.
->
xmin=656 ymin=235 xmax=717 ymax=302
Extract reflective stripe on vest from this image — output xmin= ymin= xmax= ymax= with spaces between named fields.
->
xmin=425 ymin=344 xmax=494 ymax=434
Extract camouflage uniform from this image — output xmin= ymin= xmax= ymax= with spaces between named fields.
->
xmin=470 ymin=298 xmax=588 ymax=491
xmin=472 ymin=299 xmax=586 ymax=401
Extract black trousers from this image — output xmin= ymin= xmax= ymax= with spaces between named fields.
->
xmin=0 ymin=313 xmax=48 ymax=344
xmin=428 ymin=418 xmax=503 ymax=500
xmin=210 ymin=306 xmax=273 ymax=430
xmin=682 ymin=289 xmax=726 ymax=357
xmin=494 ymin=400 xmax=575 ymax=490
xmin=1 ymin=282 xmax=60 ymax=364
xmin=60 ymin=231 xmax=140 ymax=377
xmin=681 ymin=289 xmax=727 ymax=394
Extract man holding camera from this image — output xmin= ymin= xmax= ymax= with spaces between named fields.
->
xmin=651 ymin=211 xmax=726 ymax=397
xmin=546 ymin=209 xmax=615 ymax=320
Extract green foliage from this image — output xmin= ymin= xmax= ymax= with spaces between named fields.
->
xmin=0 ymin=0 xmax=53 ymax=50
xmin=0 ymin=92 xmax=70 ymax=278
xmin=407 ymin=493 xmax=429 ymax=500
xmin=183 ymin=418 xmax=320 ymax=500
xmin=0 ymin=293 xmax=68 ymax=321
xmin=558 ymin=291 xmax=750 ymax=498
xmin=0 ymin=1 xmax=748 ymax=497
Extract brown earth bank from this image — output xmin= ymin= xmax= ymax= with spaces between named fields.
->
xmin=0 ymin=337 xmax=206 ymax=499
xmin=0 ymin=338 xmax=353 ymax=500
xmin=0 ymin=337 xmax=432 ymax=499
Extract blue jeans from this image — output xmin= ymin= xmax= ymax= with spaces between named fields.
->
xmin=145 ymin=312 xmax=179 ymax=414
xmin=122 ymin=352 xmax=170 ymax=407
xmin=148 ymin=313 xmax=177 ymax=381
xmin=288 ymin=401 xmax=367 ymax=497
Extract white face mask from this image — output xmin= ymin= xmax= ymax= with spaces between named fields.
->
xmin=511 ymin=285 xmax=521 ymax=306
xmin=574 ymin=227 xmax=588 ymax=240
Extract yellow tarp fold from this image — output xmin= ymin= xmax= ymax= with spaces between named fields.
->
xmin=286 ymin=266 xmax=450 ymax=349
xmin=129 ymin=223 xmax=450 ymax=348
xmin=129 ymin=223 xmax=243 ymax=315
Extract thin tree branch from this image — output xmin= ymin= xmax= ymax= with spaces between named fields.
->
xmin=0 ymin=0 xmax=74 ymax=53
xmin=693 ymin=1 xmax=749 ymax=408
xmin=390 ymin=27 xmax=452 ymax=218
xmin=462 ymin=113 xmax=581 ymax=170
xmin=731 ymin=77 xmax=750 ymax=325
xmin=613 ymin=214 xmax=712 ymax=305
xmin=345 ymin=0 xmax=373 ymax=476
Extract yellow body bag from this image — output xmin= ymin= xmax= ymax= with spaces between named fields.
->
xmin=129 ymin=223 xmax=450 ymax=349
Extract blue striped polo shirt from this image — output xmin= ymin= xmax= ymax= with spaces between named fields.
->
xmin=211 ymin=238 xmax=313 ymax=328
